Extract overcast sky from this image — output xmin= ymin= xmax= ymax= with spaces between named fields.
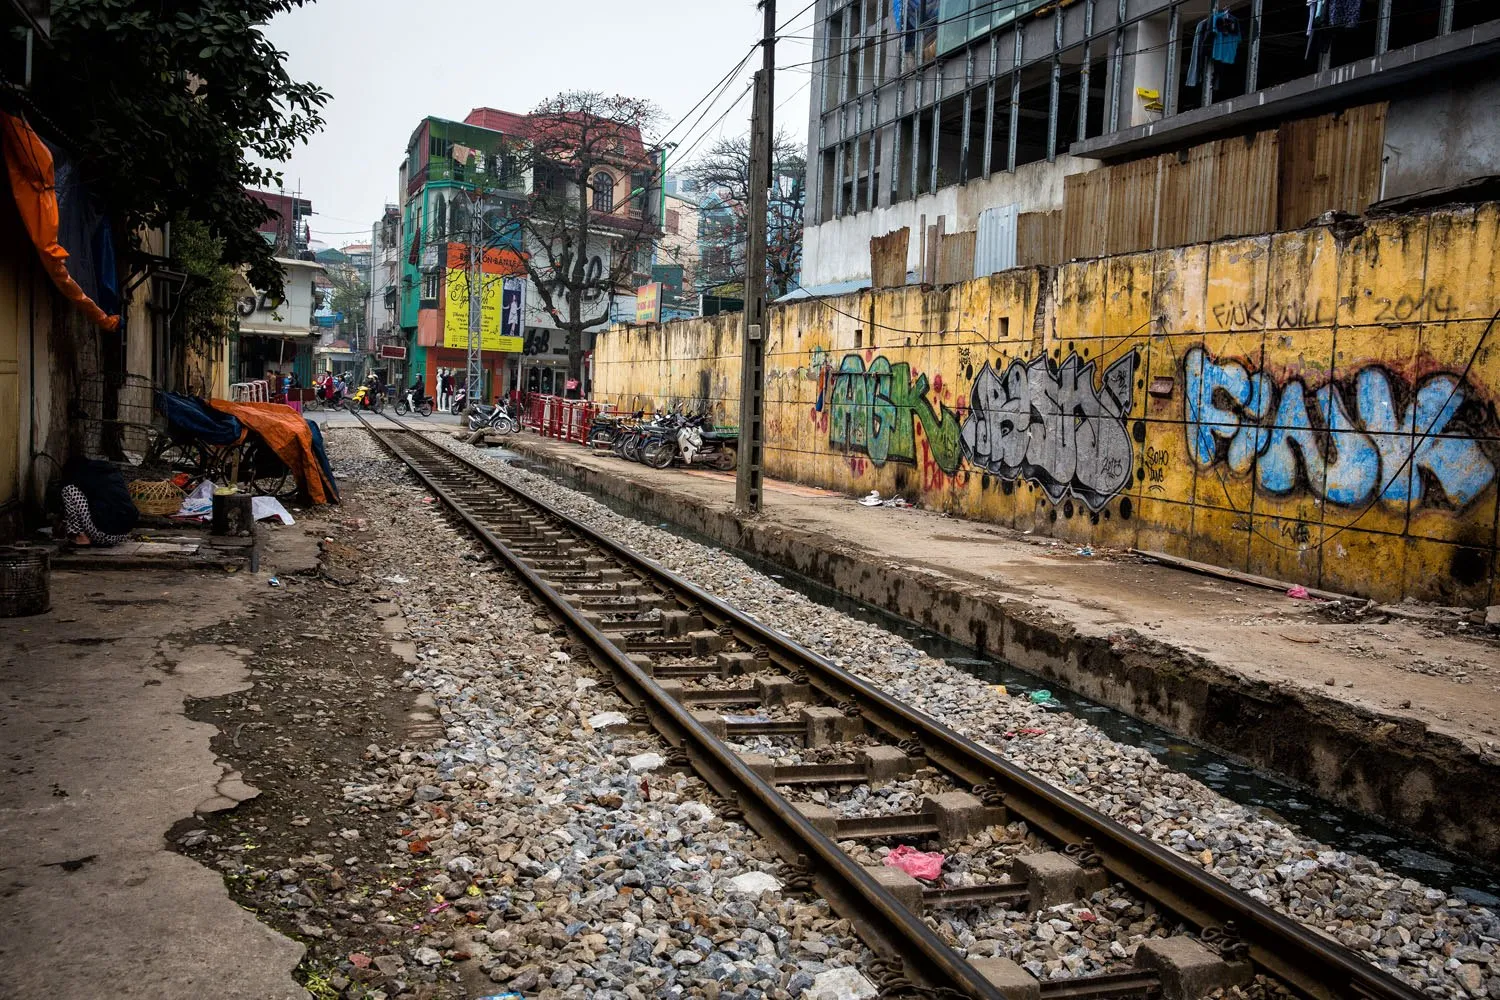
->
xmin=257 ymin=0 xmax=818 ymax=248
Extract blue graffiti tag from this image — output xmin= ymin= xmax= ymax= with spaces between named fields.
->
xmin=1183 ymin=347 xmax=1496 ymax=508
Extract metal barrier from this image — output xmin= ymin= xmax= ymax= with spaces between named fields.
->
xmin=230 ymin=381 xmax=270 ymax=402
xmin=526 ymin=395 xmax=611 ymax=444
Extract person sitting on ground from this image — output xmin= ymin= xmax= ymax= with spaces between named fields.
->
xmin=58 ymin=457 xmax=138 ymax=548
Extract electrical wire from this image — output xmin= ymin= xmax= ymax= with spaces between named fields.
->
xmin=776 ymin=3 xmax=1400 ymax=75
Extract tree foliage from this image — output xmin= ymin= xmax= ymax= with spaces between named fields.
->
xmin=687 ymin=129 xmax=806 ymax=299
xmin=514 ymin=91 xmax=664 ymax=388
xmin=44 ymin=0 xmax=328 ymax=293
xmin=323 ymin=261 xmax=368 ymax=349
xmin=169 ymin=216 xmax=236 ymax=393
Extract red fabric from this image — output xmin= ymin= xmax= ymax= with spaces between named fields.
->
xmin=0 ymin=112 xmax=120 ymax=331
xmin=208 ymin=399 xmax=336 ymax=505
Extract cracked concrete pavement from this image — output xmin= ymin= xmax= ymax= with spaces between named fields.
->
xmin=0 ymin=550 xmax=315 ymax=999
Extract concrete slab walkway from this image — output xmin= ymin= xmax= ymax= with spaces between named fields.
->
xmin=0 ymin=557 xmax=311 ymax=997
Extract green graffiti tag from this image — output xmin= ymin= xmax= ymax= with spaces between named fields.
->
xmin=827 ymin=355 xmax=962 ymax=473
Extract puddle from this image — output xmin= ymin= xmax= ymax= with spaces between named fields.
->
xmin=508 ymin=456 xmax=1500 ymax=903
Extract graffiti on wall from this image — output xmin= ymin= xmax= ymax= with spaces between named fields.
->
xmin=960 ymin=351 xmax=1140 ymax=511
xmin=1183 ymin=347 xmax=1497 ymax=508
xmin=827 ymin=354 xmax=962 ymax=473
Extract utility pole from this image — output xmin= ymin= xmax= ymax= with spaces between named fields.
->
xmin=735 ymin=0 xmax=775 ymax=513
xmin=466 ymin=192 xmax=484 ymax=408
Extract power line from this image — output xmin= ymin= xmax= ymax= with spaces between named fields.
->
xmin=776 ymin=3 xmax=1395 ymax=74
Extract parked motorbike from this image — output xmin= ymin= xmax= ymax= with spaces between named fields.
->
xmin=466 ymin=400 xmax=519 ymax=434
xmin=637 ymin=414 xmax=735 ymax=470
xmin=450 ymin=386 xmax=469 ymax=414
xmin=634 ymin=413 xmax=688 ymax=468
xmin=676 ymin=415 xmax=737 ymax=471
xmin=587 ymin=410 xmax=641 ymax=450
xmin=395 ymin=385 xmax=434 ymax=417
xmin=612 ymin=412 xmax=670 ymax=463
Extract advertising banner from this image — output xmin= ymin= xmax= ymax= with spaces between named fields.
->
xmin=635 ymin=282 xmax=661 ymax=324
xmin=442 ymin=243 xmax=526 ymax=352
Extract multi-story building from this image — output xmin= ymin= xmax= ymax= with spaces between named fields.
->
xmin=246 ymin=188 xmax=314 ymax=260
xmin=365 ymin=204 xmax=402 ymax=382
xmin=396 ymin=108 xmax=662 ymax=402
xmin=656 ymin=191 xmax=702 ymax=315
xmin=802 ymin=0 xmax=1499 ymax=287
xmin=232 ymin=189 xmax=324 ymax=385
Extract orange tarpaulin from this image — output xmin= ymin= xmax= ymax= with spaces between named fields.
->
xmin=0 ymin=112 xmax=119 ymax=332
xmin=208 ymin=400 xmax=338 ymax=505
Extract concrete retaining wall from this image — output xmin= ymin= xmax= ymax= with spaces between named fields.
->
xmin=595 ymin=205 xmax=1500 ymax=607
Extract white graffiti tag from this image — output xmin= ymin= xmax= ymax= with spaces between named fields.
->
xmin=960 ymin=351 xmax=1139 ymax=511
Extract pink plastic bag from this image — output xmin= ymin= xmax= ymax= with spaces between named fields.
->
xmin=1286 ymin=585 xmax=1311 ymax=599
xmin=884 ymin=844 xmax=945 ymax=880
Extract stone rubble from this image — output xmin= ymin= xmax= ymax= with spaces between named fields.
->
xmin=408 ymin=430 xmax=1500 ymax=999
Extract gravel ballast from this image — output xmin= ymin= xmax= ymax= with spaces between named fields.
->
xmin=401 ymin=429 xmax=1500 ymax=999
xmin=328 ymin=434 xmax=881 ymax=999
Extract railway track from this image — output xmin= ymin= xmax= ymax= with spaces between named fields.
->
xmin=355 ymin=411 xmax=1423 ymax=1000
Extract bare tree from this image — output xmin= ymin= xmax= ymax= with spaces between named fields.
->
xmin=514 ymin=92 xmax=664 ymax=390
xmin=687 ymin=129 xmax=806 ymax=299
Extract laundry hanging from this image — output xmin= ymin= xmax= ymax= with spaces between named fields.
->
xmin=1307 ymin=0 xmax=1359 ymax=57
xmin=1188 ymin=10 xmax=1241 ymax=88
xmin=1211 ymin=11 xmax=1242 ymax=65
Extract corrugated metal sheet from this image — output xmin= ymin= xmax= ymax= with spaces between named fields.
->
xmin=975 ymin=204 xmax=1019 ymax=277
xmin=1053 ymin=101 xmax=1384 ymax=262
xmin=1156 ymin=130 xmax=1277 ymax=246
xmin=1278 ymin=103 xmax=1387 ymax=230
xmin=1217 ymin=130 xmax=1279 ymax=239
xmin=1104 ymin=157 xmax=1159 ymax=256
xmin=869 ymin=227 xmax=910 ymax=288
xmin=1062 ymin=169 xmax=1109 ymax=261
xmin=935 ymin=230 xmax=977 ymax=286
xmin=1017 ymin=210 xmax=1063 ymax=267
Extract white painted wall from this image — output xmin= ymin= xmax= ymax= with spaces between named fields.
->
xmin=236 ymin=258 xmax=323 ymax=335
xmin=802 ymin=154 xmax=1098 ymax=286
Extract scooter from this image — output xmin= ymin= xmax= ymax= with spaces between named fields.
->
xmin=635 ymin=413 xmax=688 ymax=467
xmin=466 ymin=400 xmax=518 ymax=434
xmin=586 ymin=410 xmax=639 ymax=450
xmin=346 ymin=379 xmax=384 ymax=414
xmin=675 ymin=415 xmax=737 ymax=471
xmin=450 ymin=386 xmax=469 ymax=414
xmin=395 ymin=385 xmax=434 ymax=417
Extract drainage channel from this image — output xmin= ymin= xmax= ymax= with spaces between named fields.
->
xmin=502 ymin=453 xmax=1500 ymax=906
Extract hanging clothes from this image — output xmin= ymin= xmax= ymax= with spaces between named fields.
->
xmin=1187 ymin=17 xmax=1210 ymax=87
xmin=1306 ymin=0 xmax=1325 ymax=57
xmin=1188 ymin=10 xmax=1240 ymax=88
xmin=1211 ymin=10 xmax=1242 ymax=65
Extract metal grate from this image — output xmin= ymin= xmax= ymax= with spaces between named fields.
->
xmin=72 ymin=373 xmax=162 ymax=464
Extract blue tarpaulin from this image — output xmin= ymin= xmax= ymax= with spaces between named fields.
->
xmin=155 ymin=392 xmax=243 ymax=445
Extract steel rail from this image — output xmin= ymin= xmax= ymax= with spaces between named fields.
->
xmin=356 ymin=414 xmax=1010 ymax=999
xmin=356 ymin=413 xmax=1424 ymax=1000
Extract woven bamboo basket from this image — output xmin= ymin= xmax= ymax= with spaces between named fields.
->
xmin=128 ymin=479 xmax=185 ymax=516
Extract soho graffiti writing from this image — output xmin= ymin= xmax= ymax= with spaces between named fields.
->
xmin=959 ymin=351 xmax=1139 ymax=511
xmin=1183 ymin=347 xmax=1497 ymax=507
xmin=827 ymin=355 xmax=962 ymax=473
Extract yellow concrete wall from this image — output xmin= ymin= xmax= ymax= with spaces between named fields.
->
xmin=593 ymin=204 xmax=1500 ymax=607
